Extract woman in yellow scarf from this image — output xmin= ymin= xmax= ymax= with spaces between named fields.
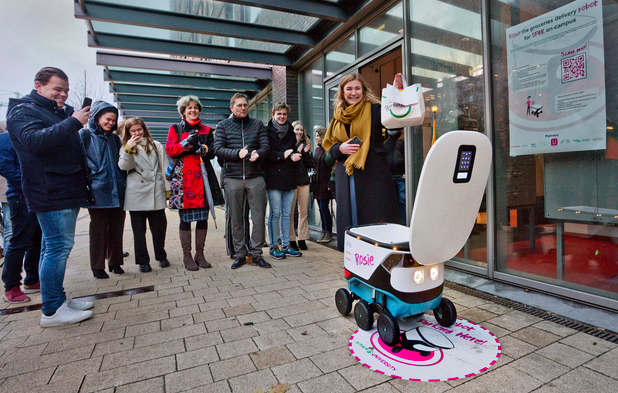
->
xmin=322 ymin=73 xmax=400 ymax=251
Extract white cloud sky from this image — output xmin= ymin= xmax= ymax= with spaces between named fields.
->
xmin=0 ymin=0 xmax=111 ymax=119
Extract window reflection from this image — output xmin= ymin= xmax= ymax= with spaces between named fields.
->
xmin=359 ymin=2 xmax=403 ymax=57
xmin=490 ymin=0 xmax=618 ymax=299
xmin=409 ymin=0 xmax=486 ymax=266
xmin=326 ymin=35 xmax=356 ymax=76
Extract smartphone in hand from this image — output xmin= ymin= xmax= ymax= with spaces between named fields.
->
xmin=349 ymin=136 xmax=363 ymax=146
xmin=82 ymin=97 xmax=92 ymax=109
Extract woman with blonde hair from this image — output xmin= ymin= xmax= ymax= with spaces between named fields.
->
xmin=322 ymin=73 xmax=399 ymax=251
xmin=288 ymin=120 xmax=314 ymax=250
xmin=119 ymin=117 xmax=170 ymax=272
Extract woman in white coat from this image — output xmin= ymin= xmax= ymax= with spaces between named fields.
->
xmin=119 ymin=117 xmax=170 ymax=273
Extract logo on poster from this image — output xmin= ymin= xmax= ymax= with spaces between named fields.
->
xmin=551 ymin=138 xmax=558 ymax=145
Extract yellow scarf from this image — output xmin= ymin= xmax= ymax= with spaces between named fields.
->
xmin=322 ymin=101 xmax=372 ymax=175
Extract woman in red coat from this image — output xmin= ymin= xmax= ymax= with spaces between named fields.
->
xmin=165 ymin=96 xmax=223 ymax=271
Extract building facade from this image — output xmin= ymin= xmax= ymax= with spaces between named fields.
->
xmin=249 ymin=0 xmax=618 ymax=311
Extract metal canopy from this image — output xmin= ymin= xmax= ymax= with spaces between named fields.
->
xmin=75 ymin=1 xmax=317 ymax=47
xmin=74 ymin=0 xmax=373 ymax=143
xmin=75 ymin=0 xmax=367 ymax=65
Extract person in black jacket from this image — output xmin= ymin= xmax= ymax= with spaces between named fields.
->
xmin=0 ymin=132 xmax=42 ymax=304
xmin=82 ymin=101 xmax=126 ymax=279
xmin=7 ymin=67 xmax=94 ymax=327
xmin=264 ymin=103 xmax=303 ymax=260
xmin=313 ymin=127 xmax=334 ymax=243
xmin=384 ymin=129 xmax=406 ymax=224
xmin=288 ymin=120 xmax=314 ymax=250
xmin=213 ymin=93 xmax=271 ymax=269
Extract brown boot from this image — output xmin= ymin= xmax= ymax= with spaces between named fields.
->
xmin=194 ymin=228 xmax=211 ymax=268
xmin=179 ymin=229 xmax=198 ymax=271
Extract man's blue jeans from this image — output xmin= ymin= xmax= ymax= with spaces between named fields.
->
xmin=267 ymin=189 xmax=295 ymax=248
xmin=36 ymin=208 xmax=79 ymax=316
xmin=2 ymin=202 xmax=12 ymax=249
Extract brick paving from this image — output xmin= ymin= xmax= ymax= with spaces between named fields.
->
xmin=0 ymin=208 xmax=616 ymax=392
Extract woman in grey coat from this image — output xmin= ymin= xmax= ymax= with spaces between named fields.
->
xmin=119 ymin=117 xmax=170 ymax=273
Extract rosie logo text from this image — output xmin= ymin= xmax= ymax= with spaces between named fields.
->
xmin=355 ymin=254 xmax=375 ymax=266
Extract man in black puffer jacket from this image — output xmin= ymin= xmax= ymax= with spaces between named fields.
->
xmin=214 ymin=93 xmax=270 ymax=269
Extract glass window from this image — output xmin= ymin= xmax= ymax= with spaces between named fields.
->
xmin=489 ymin=0 xmax=618 ymax=300
xmin=359 ymin=2 xmax=403 ymax=57
xmin=326 ymin=34 xmax=356 ymax=76
xmin=409 ymin=0 xmax=486 ymax=266
xmin=300 ymin=58 xmax=326 ymax=229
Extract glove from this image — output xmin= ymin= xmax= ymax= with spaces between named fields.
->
xmin=181 ymin=132 xmax=200 ymax=148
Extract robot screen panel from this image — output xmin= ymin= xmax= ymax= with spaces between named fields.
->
xmin=453 ymin=145 xmax=476 ymax=184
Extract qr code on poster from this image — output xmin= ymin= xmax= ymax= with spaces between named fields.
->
xmin=561 ymin=53 xmax=587 ymax=83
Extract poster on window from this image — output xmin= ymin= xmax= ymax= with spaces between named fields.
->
xmin=506 ymin=0 xmax=606 ymax=157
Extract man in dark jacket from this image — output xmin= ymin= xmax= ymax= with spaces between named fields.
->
xmin=213 ymin=93 xmax=270 ymax=269
xmin=0 ymin=132 xmax=42 ymax=304
xmin=6 ymin=67 xmax=94 ymax=327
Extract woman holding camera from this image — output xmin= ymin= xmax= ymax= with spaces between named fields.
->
xmin=165 ymin=96 xmax=223 ymax=271
xmin=82 ymin=101 xmax=126 ymax=278
xmin=322 ymin=73 xmax=399 ymax=251
xmin=119 ymin=117 xmax=169 ymax=273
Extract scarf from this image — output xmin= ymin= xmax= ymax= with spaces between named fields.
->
xmin=273 ymin=120 xmax=289 ymax=139
xmin=322 ymin=101 xmax=372 ymax=175
xmin=183 ymin=118 xmax=202 ymax=133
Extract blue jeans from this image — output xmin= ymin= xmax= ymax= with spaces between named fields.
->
xmin=2 ymin=202 xmax=12 ymax=249
xmin=393 ymin=177 xmax=406 ymax=225
xmin=36 ymin=208 xmax=79 ymax=316
xmin=2 ymin=197 xmax=41 ymax=291
xmin=317 ymin=199 xmax=332 ymax=232
xmin=267 ymin=189 xmax=295 ymax=248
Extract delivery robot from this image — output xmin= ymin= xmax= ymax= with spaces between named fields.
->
xmin=335 ymin=131 xmax=492 ymax=347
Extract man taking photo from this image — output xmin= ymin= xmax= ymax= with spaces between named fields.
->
xmin=7 ymin=67 xmax=95 ymax=327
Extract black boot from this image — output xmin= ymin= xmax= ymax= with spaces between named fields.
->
xmin=289 ymin=241 xmax=299 ymax=251
xmin=298 ymin=240 xmax=308 ymax=250
xmin=92 ymin=269 xmax=109 ymax=279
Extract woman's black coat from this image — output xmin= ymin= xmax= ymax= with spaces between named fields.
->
xmin=264 ymin=120 xmax=298 ymax=191
xmin=313 ymin=144 xmax=333 ymax=201
xmin=327 ymin=103 xmax=400 ymax=250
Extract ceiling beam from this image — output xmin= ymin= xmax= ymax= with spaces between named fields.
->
xmin=75 ymin=1 xmax=316 ymax=47
xmin=221 ymin=0 xmax=348 ymax=21
xmin=111 ymin=84 xmax=249 ymax=100
xmin=105 ymin=70 xmax=264 ymax=91
xmin=89 ymin=33 xmax=293 ymax=66
xmin=97 ymin=52 xmax=272 ymax=80
xmin=115 ymin=94 xmax=230 ymax=107
xmin=139 ymin=116 xmax=226 ymax=123
xmin=119 ymin=103 xmax=228 ymax=112
xmin=121 ymin=107 xmax=232 ymax=117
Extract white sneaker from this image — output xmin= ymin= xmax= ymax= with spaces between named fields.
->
xmin=40 ymin=299 xmax=93 ymax=327
xmin=67 ymin=297 xmax=94 ymax=310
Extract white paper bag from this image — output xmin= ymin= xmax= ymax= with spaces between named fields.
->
xmin=381 ymin=78 xmax=426 ymax=129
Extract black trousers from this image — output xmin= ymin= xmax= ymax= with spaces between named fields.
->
xmin=88 ymin=208 xmax=125 ymax=270
xmin=1 ymin=196 xmax=41 ymax=291
xmin=130 ymin=210 xmax=167 ymax=265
